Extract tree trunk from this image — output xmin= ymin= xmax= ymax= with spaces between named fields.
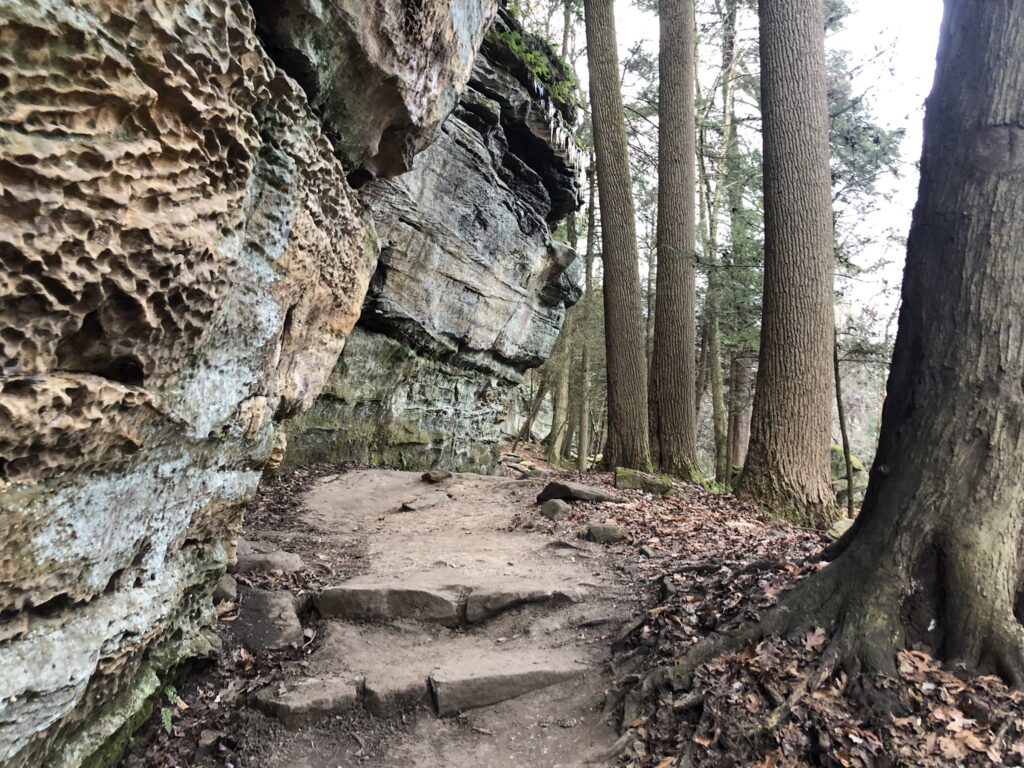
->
xmin=708 ymin=318 xmax=729 ymax=484
xmin=694 ymin=316 xmax=709 ymax=421
xmin=833 ymin=333 xmax=855 ymax=518
xmin=726 ymin=354 xmax=752 ymax=481
xmin=561 ymin=0 xmax=572 ymax=59
xmin=737 ymin=0 xmax=836 ymax=527
xmin=584 ymin=0 xmax=651 ymax=470
xmin=513 ymin=375 xmax=548 ymax=452
xmin=672 ymin=0 xmax=1024 ymax=685
xmin=577 ymin=164 xmax=596 ymax=472
xmin=648 ymin=0 xmax=699 ymax=479
xmin=546 ymin=348 xmax=570 ymax=464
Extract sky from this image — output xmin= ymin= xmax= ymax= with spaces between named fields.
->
xmin=611 ymin=0 xmax=946 ymax=323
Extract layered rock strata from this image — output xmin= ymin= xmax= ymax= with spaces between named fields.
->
xmin=0 ymin=0 xmax=493 ymax=764
xmin=284 ymin=11 xmax=584 ymax=472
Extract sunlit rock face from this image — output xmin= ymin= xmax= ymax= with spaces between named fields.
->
xmin=0 ymin=0 xmax=493 ymax=764
xmin=284 ymin=10 xmax=584 ymax=472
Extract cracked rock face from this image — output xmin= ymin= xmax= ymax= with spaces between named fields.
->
xmin=284 ymin=20 xmax=584 ymax=472
xmin=0 ymin=0 xmax=494 ymax=764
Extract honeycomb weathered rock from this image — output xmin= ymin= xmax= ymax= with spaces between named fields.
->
xmin=0 ymin=0 xmax=496 ymax=764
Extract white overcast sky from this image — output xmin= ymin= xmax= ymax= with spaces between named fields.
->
xmin=610 ymin=0 xmax=946 ymax=321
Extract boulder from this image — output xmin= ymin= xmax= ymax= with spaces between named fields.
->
xmin=614 ymin=467 xmax=674 ymax=496
xmin=540 ymin=499 xmax=572 ymax=520
xmin=233 ymin=589 xmax=304 ymax=652
xmin=537 ymin=481 xmax=625 ymax=504
xmin=586 ymin=523 xmax=629 ymax=545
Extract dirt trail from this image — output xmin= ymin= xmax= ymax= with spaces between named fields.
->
xmin=208 ymin=467 xmax=640 ymax=767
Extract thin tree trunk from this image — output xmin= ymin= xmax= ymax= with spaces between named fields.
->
xmin=513 ymin=376 xmax=548 ymax=452
xmin=737 ymin=0 xmax=836 ymax=527
xmin=584 ymin=0 xmax=651 ymax=470
xmin=694 ymin=316 xmax=709 ymax=421
xmin=561 ymin=0 xmax=572 ymax=59
xmin=708 ymin=318 xmax=728 ymax=483
xmin=649 ymin=0 xmax=699 ymax=479
xmin=726 ymin=354 xmax=752 ymax=479
xmin=833 ymin=333 xmax=855 ymax=518
xmin=577 ymin=164 xmax=596 ymax=471
xmin=546 ymin=350 xmax=570 ymax=464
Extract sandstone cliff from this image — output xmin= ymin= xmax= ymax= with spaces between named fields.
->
xmin=283 ymin=10 xmax=585 ymax=472
xmin=0 ymin=1 xmax=494 ymax=764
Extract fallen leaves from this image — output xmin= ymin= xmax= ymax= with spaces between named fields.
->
xmin=575 ymin=470 xmax=1024 ymax=768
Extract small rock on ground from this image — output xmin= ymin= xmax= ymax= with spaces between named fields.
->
xmin=540 ymin=499 xmax=572 ymax=520
xmin=213 ymin=573 xmax=237 ymax=603
xmin=422 ymin=469 xmax=452 ymax=483
xmin=231 ymin=549 xmax=305 ymax=574
xmin=252 ymin=676 xmax=362 ymax=727
xmin=586 ymin=523 xmax=629 ymax=545
xmin=233 ymin=588 xmax=303 ymax=652
xmin=401 ymin=490 xmax=451 ymax=512
xmin=536 ymin=480 xmax=624 ymax=504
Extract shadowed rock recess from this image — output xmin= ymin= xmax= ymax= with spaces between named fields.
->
xmin=283 ymin=7 xmax=585 ymax=473
xmin=0 ymin=0 xmax=505 ymax=764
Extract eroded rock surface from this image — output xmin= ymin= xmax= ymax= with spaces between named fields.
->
xmin=0 ymin=0 xmax=494 ymax=764
xmin=284 ymin=10 xmax=584 ymax=473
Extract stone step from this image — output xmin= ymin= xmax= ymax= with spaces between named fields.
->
xmin=316 ymin=582 xmax=463 ymax=626
xmin=253 ymin=636 xmax=587 ymax=724
xmin=429 ymin=655 xmax=587 ymax=716
xmin=314 ymin=577 xmax=580 ymax=626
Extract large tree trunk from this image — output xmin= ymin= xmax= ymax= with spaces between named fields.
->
xmin=577 ymin=164 xmax=596 ymax=471
xmin=584 ymin=0 xmax=651 ymax=470
xmin=670 ymin=0 xmax=1024 ymax=686
xmin=648 ymin=0 xmax=699 ymax=479
xmin=737 ymin=0 xmax=836 ymax=527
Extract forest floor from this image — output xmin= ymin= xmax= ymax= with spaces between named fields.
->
xmin=120 ymin=450 xmax=1024 ymax=767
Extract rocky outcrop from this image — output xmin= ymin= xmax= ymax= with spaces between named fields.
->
xmin=284 ymin=11 xmax=584 ymax=472
xmin=0 ymin=0 xmax=494 ymax=765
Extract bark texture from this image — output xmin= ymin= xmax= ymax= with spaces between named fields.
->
xmin=649 ymin=0 xmax=699 ymax=479
xmin=584 ymin=0 xmax=652 ymax=470
xmin=738 ymin=0 xmax=836 ymax=526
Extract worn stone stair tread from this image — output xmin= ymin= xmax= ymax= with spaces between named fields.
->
xmin=429 ymin=654 xmax=587 ymax=716
xmin=316 ymin=582 xmax=462 ymax=626
xmin=316 ymin=573 xmax=585 ymax=626
xmin=252 ymin=676 xmax=363 ymax=728
xmin=465 ymin=585 xmax=576 ymax=623
xmin=364 ymin=671 xmax=432 ymax=716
